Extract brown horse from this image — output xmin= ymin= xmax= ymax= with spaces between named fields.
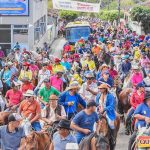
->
xmin=118 ymin=88 xmax=133 ymax=114
xmin=79 ymin=114 xmax=120 ymax=150
xmin=19 ymin=132 xmax=51 ymax=150
xmin=0 ymin=111 xmax=14 ymax=125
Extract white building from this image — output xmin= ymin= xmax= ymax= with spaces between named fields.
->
xmin=0 ymin=0 xmax=48 ymax=53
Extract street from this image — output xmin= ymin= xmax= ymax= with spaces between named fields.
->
xmin=50 ymin=38 xmax=130 ymax=150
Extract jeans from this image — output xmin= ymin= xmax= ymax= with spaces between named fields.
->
xmin=31 ymin=122 xmax=41 ymax=131
xmin=128 ymin=131 xmax=137 ymax=150
xmin=126 ymin=108 xmax=135 ymax=130
xmin=75 ymin=133 xmax=85 ymax=144
xmin=67 ymin=113 xmax=76 ymax=120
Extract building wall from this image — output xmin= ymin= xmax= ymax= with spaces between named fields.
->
xmin=0 ymin=0 xmax=48 ymax=51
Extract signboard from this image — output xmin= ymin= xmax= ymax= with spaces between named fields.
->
xmin=52 ymin=0 xmax=100 ymax=13
xmin=0 ymin=0 xmax=29 ymax=16
xmin=137 ymin=136 xmax=150 ymax=148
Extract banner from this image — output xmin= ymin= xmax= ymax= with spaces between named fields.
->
xmin=0 ymin=0 xmax=29 ymax=16
xmin=52 ymin=0 xmax=100 ymax=13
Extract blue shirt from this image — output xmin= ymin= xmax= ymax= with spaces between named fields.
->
xmin=61 ymin=62 xmax=71 ymax=70
xmin=53 ymin=132 xmax=77 ymax=150
xmin=59 ymin=91 xmax=86 ymax=114
xmin=0 ymin=69 xmax=12 ymax=87
xmin=121 ymin=61 xmax=131 ymax=74
xmin=72 ymin=110 xmax=99 ymax=136
xmin=0 ymin=125 xmax=25 ymax=150
xmin=134 ymin=103 xmax=150 ymax=128
xmin=96 ymin=92 xmax=116 ymax=120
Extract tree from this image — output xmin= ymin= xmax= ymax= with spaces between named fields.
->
xmin=131 ymin=6 xmax=150 ymax=33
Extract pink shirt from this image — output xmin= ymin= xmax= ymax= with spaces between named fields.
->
xmin=5 ymin=89 xmax=23 ymax=105
xmin=29 ymin=65 xmax=39 ymax=72
xmin=131 ymin=72 xmax=143 ymax=87
xmin=50 ymin=76 xmax=63 ymax=91
xmin=140 ymin=57 xmax=150 ymax=68
xmin=0 ymin=50 xmax=4 ymax=58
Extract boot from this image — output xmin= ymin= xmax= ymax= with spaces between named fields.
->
xmin=109 ymin=129 xmax=116 ymax=150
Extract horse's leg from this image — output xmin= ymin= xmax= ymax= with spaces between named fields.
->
xmin=91 ymin=137 xmax=97 ymax=150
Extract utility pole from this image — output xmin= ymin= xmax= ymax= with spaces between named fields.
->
xmin=118 ymin=0 xmax=121 ymax=26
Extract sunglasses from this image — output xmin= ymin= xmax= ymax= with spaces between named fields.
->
xmin=86 ymin=78 xmax=93 ymax=80
xmin=25 ymin=96 xmax=32 ymax=98
xmin=5 ymin=66 xmax=8 ymax=67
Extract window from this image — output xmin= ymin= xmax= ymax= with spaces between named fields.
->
xmin=0 ymin=30 xmax=11 ymax=43
xmin=13 ymin=29 xmax=28 ymax=43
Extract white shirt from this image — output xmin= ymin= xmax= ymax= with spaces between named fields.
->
xmin=48 ymin=106 xmax=66 ymax=122
xmin=79 ymin=82 xmax=98 ymax=102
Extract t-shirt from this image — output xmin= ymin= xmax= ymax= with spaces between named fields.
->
xmin=0 ymin=125 xmax=25 ymax=150
xmin=21 ymin=83 xmax=34 ymax=94
xmin=19 ymin=99 xmax=41 ymax=120
xmin=73 ymin=110 xmax=99 ymax=136
xmin=5 ymin=89 xmax=23 ymax=105
xmin=50 ymin=76 xmax=63 ymax=91
xmin=53 ymin=132 xmax=77 ymax=150
xmin=39 ymin=86 xmax=60 ymax=102
xmin=79 ymin=82 xmax=98 ymax=102
xmin=134 ymin=103 xmax=150 ymax=128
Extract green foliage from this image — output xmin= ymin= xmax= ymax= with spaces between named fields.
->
xmin=59 ymin=10 xmax=79 ymax=21
xmin=99 ymin=10 xmax=123 ymax=22
xmin=131 ymin=6 xmax=150 ymax=33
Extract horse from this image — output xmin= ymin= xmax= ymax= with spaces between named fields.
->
xmin=19 ymin=132 xmax=51 ymax=150
xmin=118 ymin=88 xmax=132 ymax=114
xmin=122 ymin=72 xmax=132 ymax=89
xmin=79 ymin=114 xmax=120 ymax=150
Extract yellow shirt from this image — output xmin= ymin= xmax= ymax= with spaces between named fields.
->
xmin=85 ymin=60 xmax=96 ymax=71
xmin=18 ymin=70 xmax=32 ymax=80
xmin=134 ymin=50 xmax=140 ymax=60
xmin=70 ymin=74 xmax=82 ymax=85
xmin=52 ymin=64 xmax=64 ymax=74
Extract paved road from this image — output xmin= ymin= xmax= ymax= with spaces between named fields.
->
xmin=116 ymin=123 xmax=129 ymax=150
xmin=50 ymin=38 xmax=129 ymax=150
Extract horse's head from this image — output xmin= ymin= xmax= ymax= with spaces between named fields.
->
xmin=19 ymin=133 xmax=38 ymax=150
xmin=97 ymin=115 xmax=109 ymax=137
xmin=20 ymin=118 xmax=32 ymax=136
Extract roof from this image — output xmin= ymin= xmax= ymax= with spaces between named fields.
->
xmin=65 ymin=21 xmax=90 ymax=28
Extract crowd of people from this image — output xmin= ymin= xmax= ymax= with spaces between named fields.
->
xmin=0 ymin=19 xmax=150 ymax=150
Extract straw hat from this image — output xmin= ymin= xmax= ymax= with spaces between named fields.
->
xmin=23 ymin=90 xmax=35 ymax=97
xmin=132 ymin=65 xmax=139 ymax=70
xmin=67 ymin=81 xmax=80 ymax=90
xmin=98 ymin=83 xmax=108 ymax=89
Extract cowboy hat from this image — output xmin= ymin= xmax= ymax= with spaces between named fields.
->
xmin=67 ymin=81 xmax=80 ymax=90
xmin=23 ymin=90 xmax=35 ymax=97
xmin=98 ymin=83 xmax=108 ymax=89
xmin=23 ymin=62 xmax=30 ymax=66
xmin=54 ymin=58 xmax=61 ymax=63
xmin=132 ymin=65 xmax=139 ymax=70
xmin=21 ymin=77 xmax=31 ymax=82
xmin=7 ymin=61 xmax=13 ymax=66
xmin=55 ymin=70 xmax=64 ymax=74
xmin=13 ymin=80 xmax=22 ymax=86
xmin=101 ymin=64 xmax=108 ymax=69
xmin=57 ymin=119 xmax=72 ymax=130
xmin=85 ymin=72 xmax=94 ymax=78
